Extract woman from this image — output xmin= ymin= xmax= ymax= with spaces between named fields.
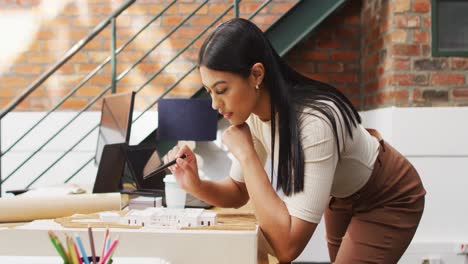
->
xmin=164 ymin=18 xmax=425 ymax=263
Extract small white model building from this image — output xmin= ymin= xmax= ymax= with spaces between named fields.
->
xmin=121 ymin=208 xmax=217 ymax=229
xmin=128 ymin=196 xmax=162 ymax=210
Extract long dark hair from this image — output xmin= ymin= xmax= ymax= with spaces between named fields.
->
xmin=198 ymin=18 xmax=361 ymax=196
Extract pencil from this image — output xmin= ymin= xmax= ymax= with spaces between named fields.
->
xmin=143 ymin=154 xmax=187 ymax=180
xmin=52 ymin=233 xmax=70 ymax=263
xmin=100 ymin=238 xmax=119 ymax=264
xmin=48 ymin=231 xmax=69 ymax=264
xmin=73 ymin=239 xmax=82 ymax=264
xmin=75 ymin=234 xmax=90 ymax=264
xmin=88 ymin=225 xmax=97 ymax=264
xmin=66 ymin=235 xmax=78 ymax=264
xmin=100 ymin=227 xmax=109 ymax=263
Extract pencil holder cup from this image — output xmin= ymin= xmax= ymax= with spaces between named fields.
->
xmin=79 ymin=256 xmax=113 ymax=263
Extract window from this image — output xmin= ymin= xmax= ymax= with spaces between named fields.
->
xmin=432 ymin=0 xmax=468 ymax=56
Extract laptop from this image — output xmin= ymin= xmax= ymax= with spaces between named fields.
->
xmin=92 ymin=143 xmax=127 ymax=194
xmin=93 ymin=143 xmax=212 ymax=208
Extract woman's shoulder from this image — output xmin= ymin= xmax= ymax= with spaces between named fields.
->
xmin=296 ymin=100 xmax=342 ymax=126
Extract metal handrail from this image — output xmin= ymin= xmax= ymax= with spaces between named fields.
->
xmin=0 ymin=0 xmax=135 ymax=120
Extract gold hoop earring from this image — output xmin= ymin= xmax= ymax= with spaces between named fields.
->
xmin=255 ymin=84 xmax=260 ymax=91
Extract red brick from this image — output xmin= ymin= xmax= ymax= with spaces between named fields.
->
xmin=379 ymin=76 xmax=388 ymax=88
xmin=390 ymin=29 xmax=408 ymax=43
xmin=316 ymin=39 xmax=341 ymax=49
xmin=0 ymin=87 xmax=15 ymax=98
xmin=90 ymin=5 xmax=114 ymax=15
xmin=364 ymin=80 xmax=379 ymax=93
xmin=37 ymin=29 xmax=55 ymax=40
xmin=394 ymin=15 xmax=421 ymax=28
xmin=329 ymin=73 xmax=358 ymax=83
xmin=57 ymin=64 xmax=75 ymax=74
xmin=413 ymin=30 xmax=429 ymax=43
xmin=363 ymin=53 xmax=379 ymax=69
xmin=330 ymin=51 xmax=358 ymax=61
xmin=304 ymin=51 xmax=329 ymax=61
xmin=431 ymin=73 xmax=465 ymax=85
xmin=75 ymin=64 xmax=101 ymax=74
xmin=392 ymin=73 xmax=428 ymax=86
xmin=161 ymin=16 xmax=184 ymax=26
xmin=369 ymin=38 xmax=384 ymax=53
xmin=11 ymin=64 xmax=43 ymax=75
xmin=452 ymin=88 xmax=468 ymax=99
xmin=393 ymin=58 xmax=411 ymax=71
xmin=422 ymin=44 xmax=431 ymax=56
xmin=345 ymin=64 xmax=360 ymax=72
xmin=61 ymin=98 xmax=90 ymax=109
xmin=415 ymin=89 xmax=449 ymax=102
xmin=392 ymin=0 xmax=411 ymax=13
xmin=291 ymin=63 xmax=315 ymax=74
xmin=450 ymin=58 xmax=468 ymax=70
xmin=317 ymin=63 xmax=344 ymax=73
xmin=178 ymin=4 xmax=208 ymax=15
xmin=375 ymin=90 xmax=406 ymax=105
xmin=269 ymin=3 xmax=295 ymax=14
xmin=413 ymin=0 xmax=430 ymax=13
xmin=391 ymin=44 xmax=421 ymax=56
xmin=208 ymin=3 xmax=232 ymax=14
xmin=336 ymin=27 xmax=360 ymax=38
xmin=423 ymin=17 xmax=431 ymax=28
xmin=148 ymin=4 xmax=177 ymax=15
xmin=239 ymin=3 xmax=263 ymax=14
xmin=191 ymin=16 xmax=215 ymax=26
xmin=394 ymin=89 xmax=410 ymax=103
xmin=252 ymin=15 xmax=278 ymax=26
xmin=344 ymin=14 xmax=360 ymax=25
xmin=174 ymin=27 xmax=202 ymax=38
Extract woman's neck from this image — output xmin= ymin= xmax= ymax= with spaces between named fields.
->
xmin=252 ymin=88 xmax=271 ymax=122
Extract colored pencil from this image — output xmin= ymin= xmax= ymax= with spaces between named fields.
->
xmin=88 ymin=225 xmax=97 ymax=264
xmin=100 ymin=227 xmax=109 ymax=263
xmin=48 ymin=231 xmax=69 ymax=264
xmin=75 ymin=234 xmax=90 ymax=264
xmin=100 ymin=238 xmax=119 ymax=264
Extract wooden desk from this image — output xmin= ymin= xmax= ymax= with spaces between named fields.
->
xmin=0 ymin=202 xmax=277 ymax=264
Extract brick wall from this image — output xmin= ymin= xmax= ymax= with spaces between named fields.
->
xmin=0 ymin=0 xmax=297 ymax=111
xmin=2 ymin=0 xmax=467 ymax=112
xmin=285 ymin=1 xmax=362 ymax=108
xmin=362 ymin=0 xmax=468 ymax=109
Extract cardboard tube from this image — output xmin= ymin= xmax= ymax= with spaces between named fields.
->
xmin=0 ymin=193 xmax=121 ymax=222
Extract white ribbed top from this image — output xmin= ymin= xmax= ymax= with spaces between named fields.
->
xmin=229 ymin=102 xmax=380 ymax=223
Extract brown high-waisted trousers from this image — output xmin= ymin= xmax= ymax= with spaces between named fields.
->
xmin=324 ymin=129 xmax=426 ymax=263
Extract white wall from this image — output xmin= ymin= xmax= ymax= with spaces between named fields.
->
xmin=360 ymin=107 xmax=468 ymax=264
xmin=2 ymin=107 xmax=468 ymax=263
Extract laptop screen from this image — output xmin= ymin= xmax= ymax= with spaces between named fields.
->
xmin=92 ymin=143 xmax=126 ymax=193
xmin=124 ymin=144 xmax=166 ymax=191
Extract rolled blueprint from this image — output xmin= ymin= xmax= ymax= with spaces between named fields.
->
xmin=0 ymin=193 xmax=121 ymax=222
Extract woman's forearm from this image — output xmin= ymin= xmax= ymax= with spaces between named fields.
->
xmin=238 ymin=151 xmax=296 ymax=260
xmin=190 ymin=178 xmax=249 ymax=208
